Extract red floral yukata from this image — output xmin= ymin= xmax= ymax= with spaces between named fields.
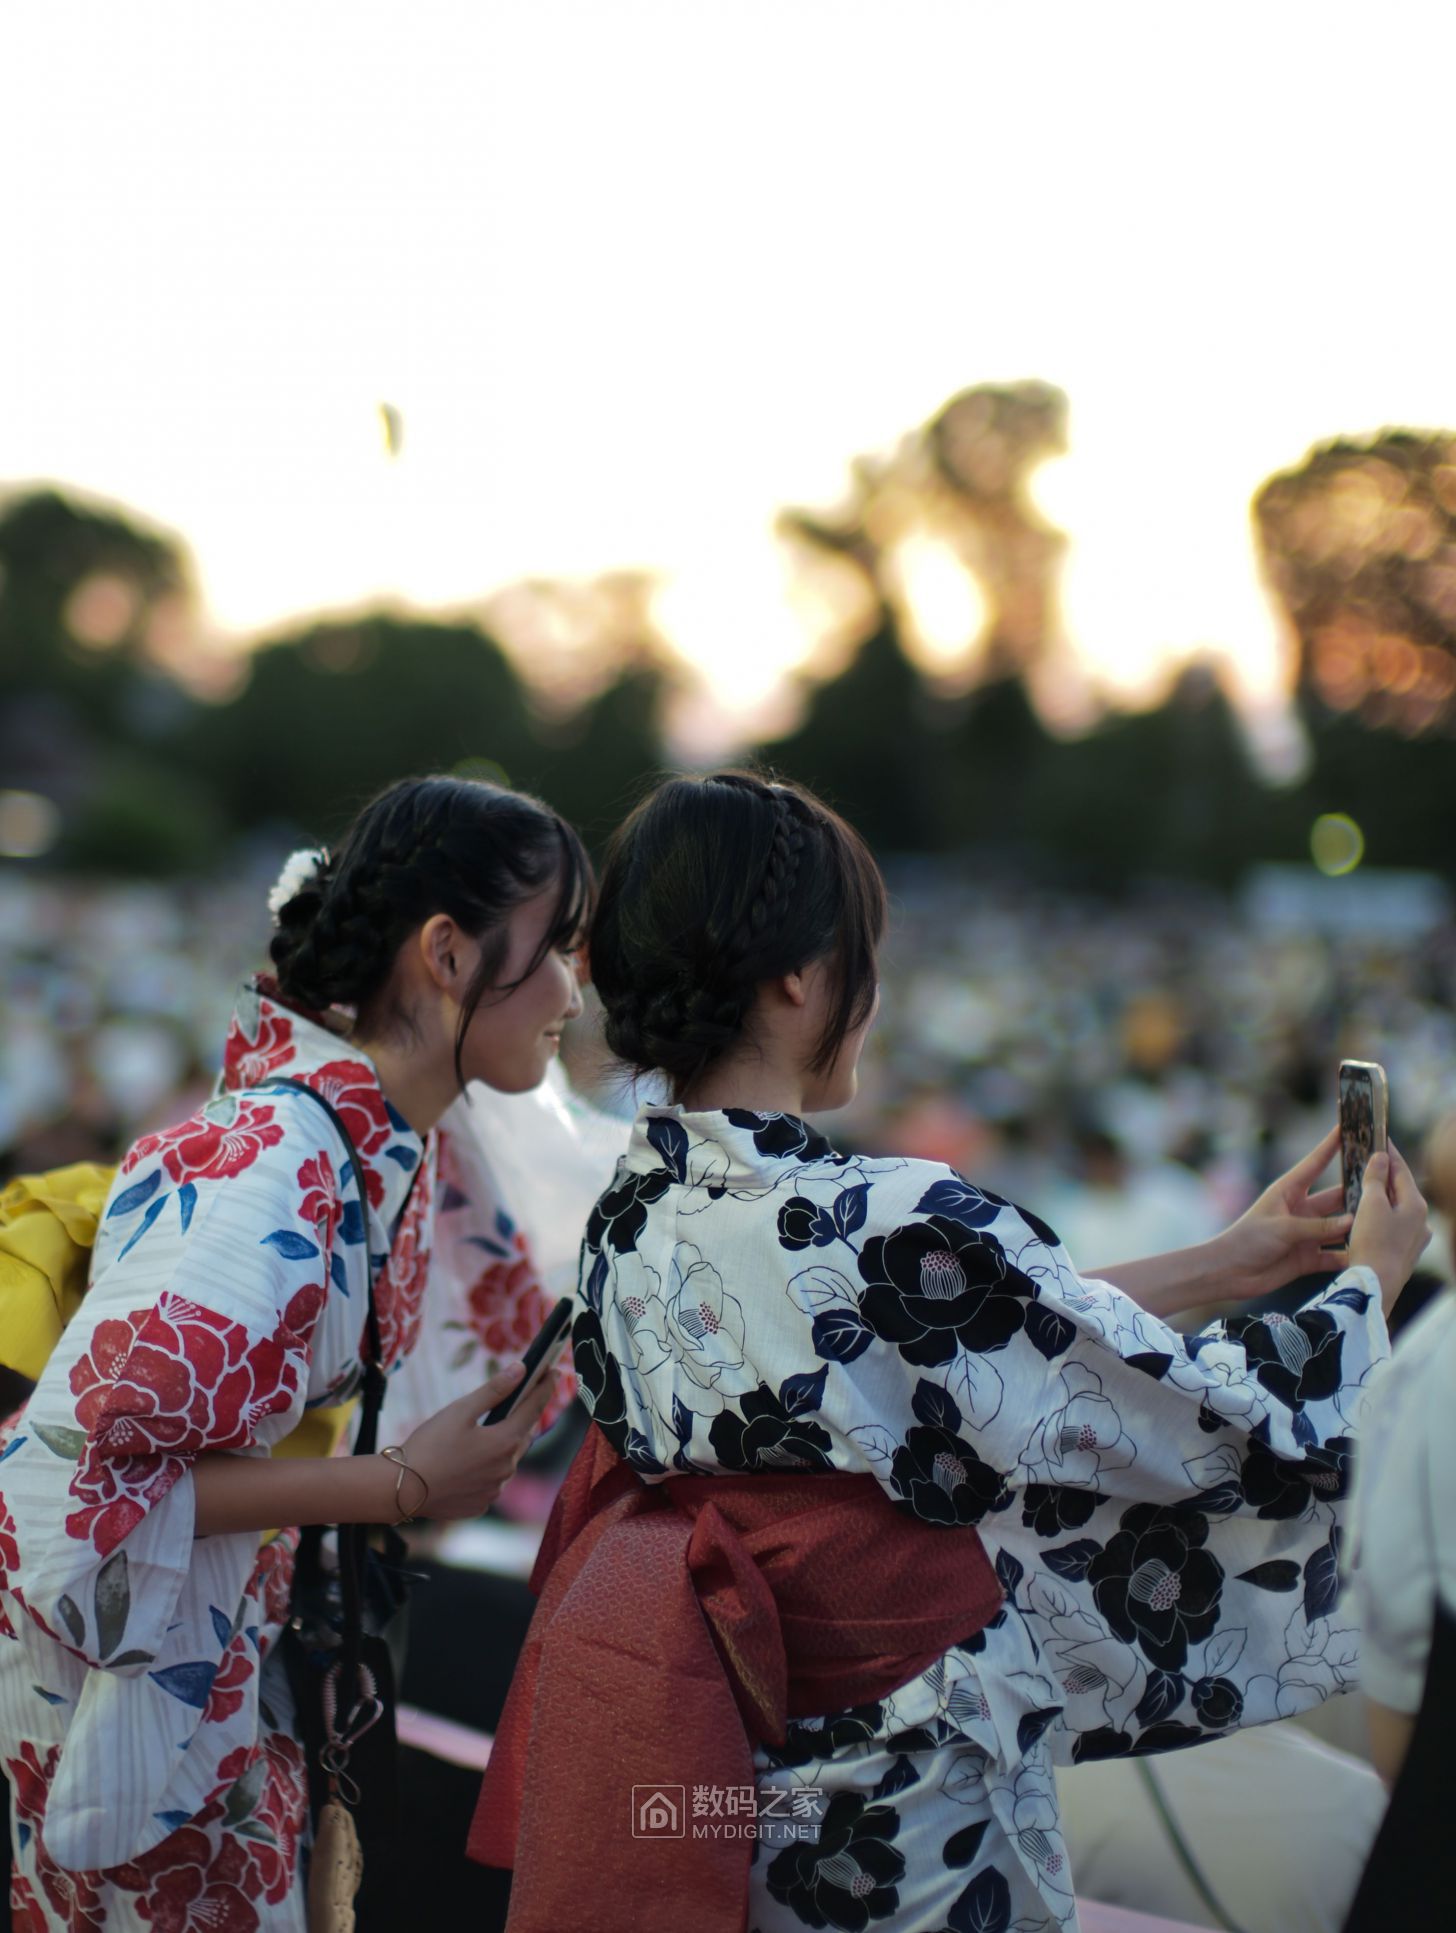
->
xmin=0 ymin=980 xmax=573 ymax=1930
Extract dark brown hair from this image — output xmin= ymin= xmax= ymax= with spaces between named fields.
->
xmin=270 ymin=775 xmax=591 ymax=1083
xmin=590 ymin=770 xmax=885 ymax=1097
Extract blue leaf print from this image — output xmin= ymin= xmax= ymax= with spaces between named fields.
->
xmin=832 ymin=1183 xmax=869 ymax=1240
xmin=494 ymin=1208 xmax=516 ymax=1240
xmin=1303 ymin=1528 xmax=1342 ymax=1623
xmin=108 ymin=1168 xmax=162 ymax=1218
xmin=331 ymin=1251 xmax=349 ymax=1295
xmin=779 ymin=1365 xmax=828 ymax=1419
xmin=177 ymin=1182 xmax=198 ymax=1234
xmin=1291 ymin=1408 xmax=1318 ymax=1448
xmin=384 ymin=1100 xmax=413 ymax=1134
xmin=943 ymin=1819 xmax=989 ymax=1869
xmin=30 ymin=1687 xmax=68 ymax=1706
xmin=1022 ymin=1302 xmax=1075 ymax=1361
xmin=1134 ymin=1670 xmax=1185 ymax=1727
xmin=646 ymin=1115 xmax=690 ymax=1182
xmin=17 ymin=1822 xmax=30 ymax=1851
xmin=0 ymin=1436 xmax=26 ymax=1462
xmin=1326 ymin=1284 xmax=1371 ymax=1312
xmin=338 ymin=1201 xmax=366 ymax=1246
xmin=1043 ymin=1538 xmax=1101 ymax=1582
xmin=585 ymin=1251 xmax=608 ymax=1316
xmin=811 ymin=1307 xmax=873 ymax=1363
xmin=671 ymin=1394 xmax=694 ymax=1446
xmin=913 ymin=1177 xmax=1000 ymax=1229
xmin=993 ymin=1547 xmax=1023 ymax=1601
xmin=440 ymin=1181 xmax=470 ymax=1212
xmin=1127 ymin=1351 xmax=1173 ymax=1380
xmin=385 ymin=1145 xmax=418 ymax=1169
xmin=911 ymin=1378 xmax=963 ymax=1434
xmin=210 ymin=1605 xmax=233 ymax=1651
xmin=624 ymin=1429 xmax=668 ymax=1476
xmin=872 ymin=1753 xmax=919 ymax=1799
xmin=154 ymin=1811 xmax=193 ymax=1833
xmin=118 ymin=1197 xmax=168 ymax=1261
xmin=949 ymin=1864 xmax=1012 ymax=1933
xmin=149 ymin=1661 xmax=219 ymax=1708
xmin=1016 ymin=1705 xmax=1062 ymax=1753
xmin=1237 ymin=1560 xmax=1300 ymax=1592
xmin=260 ymin=1230 xmax=320 ymax=1260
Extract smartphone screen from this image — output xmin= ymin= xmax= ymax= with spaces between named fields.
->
xmin=1339 ymin=1060 xmax=1388 ymax=1215
xmin=478 ymin=1296 xmax=575 ymax=1426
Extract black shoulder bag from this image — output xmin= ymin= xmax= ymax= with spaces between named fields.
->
xmin=260 ymin=1079 xmax=421 ymax=1856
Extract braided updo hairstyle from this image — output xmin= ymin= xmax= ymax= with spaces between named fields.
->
xmin=269 ymin=775 xmax=591 ymax=1082
xmin=590 ymin=771 xmax=885 ymax=1098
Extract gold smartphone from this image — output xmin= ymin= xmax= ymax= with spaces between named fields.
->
xmin=1338 ymin=1059 xmax=1389 ymax=1215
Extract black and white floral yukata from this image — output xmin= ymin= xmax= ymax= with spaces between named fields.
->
xmin=571 ymin=1105 xmax=1389 ymax=1933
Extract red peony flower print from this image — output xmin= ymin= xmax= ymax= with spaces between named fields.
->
xmin=466 ymin=1242 xmax=547 ymax=1359
xmin=251 ymin=1530 xmax=299 ymax=1639
xmin=112 ymin=1820 xmax=260 ymax=1933
xmin=375 ymin=1175 xmax=432 ymax=1368
xmin=124 ymin=1098 xmax=286 ymax=1188
xmin=65 ymin=1294 xmax=316 ymax=1554
xmin=7 ymin=1747 xmax=108 ymax=1933
xmin=8 ymin=1873 xmax=46 ymax=1931
xmin=302 ymin=1060 xmax=395 ymax=1207
xmin=203 ymin=1631 xmax=255 ymax=1724
xmin=221 ymin=1005 xmax=297 ymax=1091
xmin=6 ymin=1741 xmax=57 ymax=1825
xmin=0 ymin=1497 xmax=20 ymax=1639
xmin=296 ymin=1151 xmax=342 ymax=1250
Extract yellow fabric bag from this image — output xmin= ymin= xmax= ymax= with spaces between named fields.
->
xmin=0 ymin=1163 xmax=355 ymax=1458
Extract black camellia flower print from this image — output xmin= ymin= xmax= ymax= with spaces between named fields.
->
xmin=857 ymin=1216 xmax=1036 ymax=1368
xmin=890 ymin=1429 xmax=1007 ymax=1528
xmin=1021 ymin=1483 xmax=1104 ymax=1539
xmin=765 ymin=1703 xmax=886 ymax=1771
xmin=709 ymin=1379 xmax=834 ymax=1473
xmin=571 ymin=1308 xmax=630 ymax=1457
xmin=584 ymin=1168 xmax=672 ymax=1256
xmin=724 ymin=1108 xmax=836 ymax=1164
xmin=1224 ymin=1307 xmax=1345 ymax=1412
xmin=1191 ymin=1675 xmax=1243 ymax=1727
xmin=1240 ymin=1433 xmax=1351 ymax=1520
xmin=765 ymin=1792 xmax=905 ymax=1933
xmin=1086 ymin=1502 xmax=1225 ymax=1671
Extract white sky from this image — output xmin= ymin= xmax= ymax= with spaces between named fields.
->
xmin=3 ymin=1 xmax=1454 ymax=720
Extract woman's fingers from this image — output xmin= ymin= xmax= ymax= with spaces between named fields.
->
xmin=1289 ymin=1124 xmax=1342 ymax=1188
xmin=1302 ymin=1184 xmax=1348 ymax=1218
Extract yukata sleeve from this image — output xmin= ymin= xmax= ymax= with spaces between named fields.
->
xmin=11 ymin=1092 xmax=339 ymax=1674
xmin=380 ymin=1113 xmax=576 ymax=1443
xmin=809 ymin=1161 xmax=1392 ymax=1754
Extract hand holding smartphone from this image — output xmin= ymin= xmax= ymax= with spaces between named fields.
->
xmin=478 ymin=1296 xmax=575 ymax=1425
xmin=1338 ymin=1059 xmax=1389 ymax=1215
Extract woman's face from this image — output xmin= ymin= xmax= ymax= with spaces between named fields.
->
xmin=799 ymin=965 xmax=880 ymax=1114
xmin=458 ymin=887 xmax=584 ymax=1093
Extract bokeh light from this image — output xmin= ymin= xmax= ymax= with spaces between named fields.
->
xmin=1310 ymin=812 xmax=1366 ymax=876
xmin=0 ymin=791 xmax=62 ymax=859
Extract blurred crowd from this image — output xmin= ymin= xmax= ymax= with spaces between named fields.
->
xmin=4 ymin=864 xmax=1456 ymax=1286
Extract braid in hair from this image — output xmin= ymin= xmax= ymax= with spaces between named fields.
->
xmin=591 ymin=770 xmax=883 ymax=1098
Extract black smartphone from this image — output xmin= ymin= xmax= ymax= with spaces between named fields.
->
xmin=1339 ymin=1059 xmax=1389 ymax=1216
xmin=478 ymin=1296 xmax=575 ymax=1426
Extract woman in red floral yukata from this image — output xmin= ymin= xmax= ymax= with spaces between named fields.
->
xmin=0 ymin=774 xmax=591 ymax=1931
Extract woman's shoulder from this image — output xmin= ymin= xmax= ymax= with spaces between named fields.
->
xmin=828 ymin=1151 xmax=1065 ymax=1252
xmin=109 ymin=1083 xmax=339 ymax=1212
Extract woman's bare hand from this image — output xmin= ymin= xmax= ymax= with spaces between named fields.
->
xmin=1348 ymin=1145 xmax=1431 ymax=1313
xmin=1210 ymin=1124 xmax=1355 ymax=1301
xmin=397 ymin=1361 xmax=558 ymax=1520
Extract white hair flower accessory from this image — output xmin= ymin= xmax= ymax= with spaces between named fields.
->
xmin=267 ymin=847 xmax=329 ymax=924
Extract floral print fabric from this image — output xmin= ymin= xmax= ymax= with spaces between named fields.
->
xmin=0 ymin=981 xmax=567 ymax=1928
xmin=574 ymin=1106 xmax=1390 ymax=1930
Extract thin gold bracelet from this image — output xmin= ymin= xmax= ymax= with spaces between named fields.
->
xmin=379 ymin=1446 xmax=430 ymax=1526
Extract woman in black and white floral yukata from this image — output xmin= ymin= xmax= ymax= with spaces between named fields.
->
xmin=577 ymin=771 xmax=1431 ymax=1933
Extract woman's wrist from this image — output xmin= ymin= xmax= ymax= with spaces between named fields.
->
xmin=1090 ymin=1239 xmax=1222 ymax=1319
xmin=192 ymin=1448 xmax=402 ymax=1537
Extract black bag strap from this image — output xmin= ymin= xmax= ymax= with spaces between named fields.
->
xmin=256 ymin=1076 xmax=399 ymax=1738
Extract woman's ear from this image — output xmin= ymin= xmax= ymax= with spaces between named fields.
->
xmin=778 ymin=969 xmax=809 ymax=1009
xmin=418 ymin=914 xmax=464 ymax=994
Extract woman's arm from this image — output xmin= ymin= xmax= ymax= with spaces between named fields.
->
xmin=192 ymin=1360 xmax=548 ymax=1535
xmin=1091 ymin=1128 xmax=1426 ymax=1319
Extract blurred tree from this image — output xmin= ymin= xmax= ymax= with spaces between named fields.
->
xmin=1256 ymin=430 xmax=1456 ymax=733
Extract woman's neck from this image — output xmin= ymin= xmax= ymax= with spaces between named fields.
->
xmin=352 ymin=1031 xmax=457 ymax=1137
xmin=678 ymin=1055 xmax=806 ymax=1118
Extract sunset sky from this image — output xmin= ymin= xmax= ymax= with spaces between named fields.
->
xmin=4 ymin=1 xmax=1453 ymax=724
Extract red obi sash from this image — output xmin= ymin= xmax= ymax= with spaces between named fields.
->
xmin=468 ymin=1424 xmax=1004 ymax=1933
